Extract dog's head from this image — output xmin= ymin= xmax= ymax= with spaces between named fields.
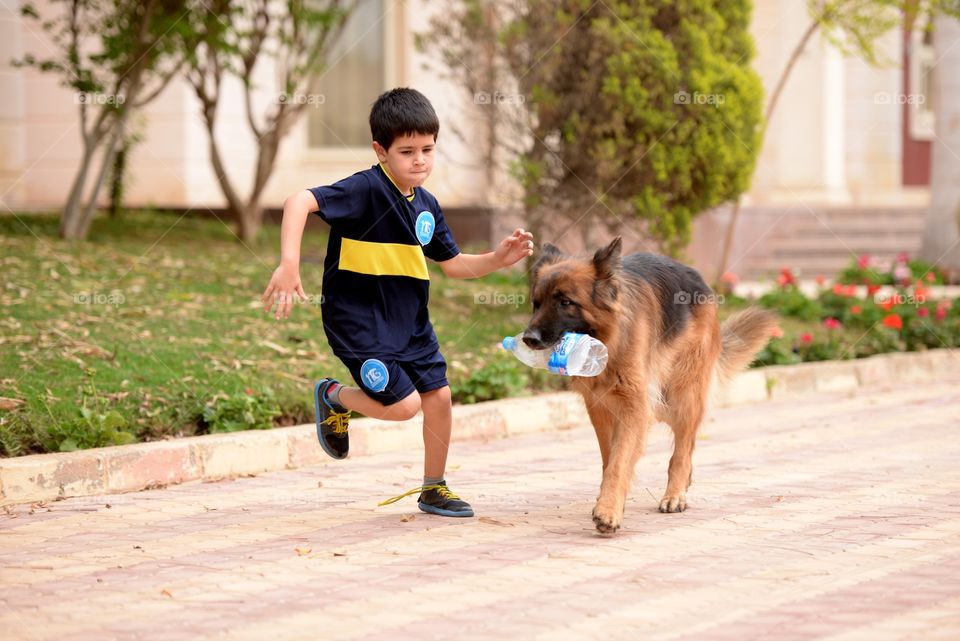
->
xmin=522 ymin=237 xmax=622 ymax=349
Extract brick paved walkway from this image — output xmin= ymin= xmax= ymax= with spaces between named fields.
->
xmin=2 ymin=380 xmax=960 ymax=641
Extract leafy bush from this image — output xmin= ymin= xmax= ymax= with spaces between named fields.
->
xmin=758 ymin=285 xmax=824 ymax=321
xmin=200 ymin=388 xmax=281 ymax=433
xmin=837 ymin=254 xmax=946 ymax=287
xmin=42 ymin=374 xmax=139 ymax=452
xmin=46 ymin=407 xmax=137 ymax=452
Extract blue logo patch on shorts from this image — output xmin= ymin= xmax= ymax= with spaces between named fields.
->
xmin=360 ymin=359 xmax=390 ymax=393
xmin=415 ymin=211 xmax=435 ymax=245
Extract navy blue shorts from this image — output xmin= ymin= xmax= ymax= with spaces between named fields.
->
xmin=339 ymin=349 xmax=448 ymax=406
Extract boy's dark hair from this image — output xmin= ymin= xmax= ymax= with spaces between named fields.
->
xmin=369 ymin=88 xmax=439 ymax=150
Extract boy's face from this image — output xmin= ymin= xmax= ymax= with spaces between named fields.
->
xmin=372 ymin=132 xmax=436 ymax=192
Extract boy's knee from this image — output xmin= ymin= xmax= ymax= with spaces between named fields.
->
xmin=389 ymin=391 xmax=421 ymax=421
xmin=421 ymin=385 xmax=451 ymax=405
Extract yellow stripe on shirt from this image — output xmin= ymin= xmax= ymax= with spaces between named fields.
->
xmin=339 ymin=237 xmax=429 ymax=280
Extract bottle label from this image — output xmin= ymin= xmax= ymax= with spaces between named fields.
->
xmin=547 ymin=333 xmax=582 ymax=375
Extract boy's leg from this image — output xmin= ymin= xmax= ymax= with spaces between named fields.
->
xmin=339 ymin=386 xmax=420 ymax=421
xmin=419 ymin=386 xmax=452 ymax=479
xmin=315 ymin=358 xmax=420 ymax=459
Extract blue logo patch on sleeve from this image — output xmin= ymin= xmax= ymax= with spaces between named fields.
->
xmin=360 ymin=359 xmax=390 ymax=392
xmin=415 ymin=211 xmax=435 ymax=245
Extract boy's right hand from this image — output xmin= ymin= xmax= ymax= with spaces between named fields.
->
xmin=261 ymin=263 xmax=308 ymax=320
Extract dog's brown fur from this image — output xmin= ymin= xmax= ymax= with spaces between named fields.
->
xmin=524 ymin=237 xmax=777 ymax=533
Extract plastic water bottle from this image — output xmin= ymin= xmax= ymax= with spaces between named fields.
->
xmin=502 ymin=332 xmax=608 ymax=377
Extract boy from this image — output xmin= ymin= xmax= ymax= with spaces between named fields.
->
xmin=261 ymin=88 xmax=534 ymax=518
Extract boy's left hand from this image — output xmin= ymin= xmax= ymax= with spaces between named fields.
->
xmin=495 ymin=228 xmax=535 ymax=267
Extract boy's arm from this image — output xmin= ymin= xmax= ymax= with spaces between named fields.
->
xmin=261 ymin=190 xmax=318 ymax=319
xmin=438 ymin=228 xmax=534 ymax=279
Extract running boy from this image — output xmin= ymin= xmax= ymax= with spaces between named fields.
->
xmin=261 ymin=88 xmax=534 ymax=517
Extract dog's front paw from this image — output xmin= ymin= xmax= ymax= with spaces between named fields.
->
xmin=658 ymin=493 xmax=687 ymax=513
xmin=592 ymin=502 xmax=622 ymax=534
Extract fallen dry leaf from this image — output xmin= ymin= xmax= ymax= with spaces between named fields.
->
xmin=161 ymin=589 xmax=172 ymax=598
xmin=400 ymin=514 xmax=416 ymax=523
xmin=295 ymin=547 xmax=312 ymax=556
xmin=0 ymin=397 xmax=25 ymax=411
xmin=478 ymin=516 xmax=514 ymax=527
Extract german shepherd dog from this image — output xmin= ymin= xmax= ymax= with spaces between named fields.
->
xmin=524 ymin=237 xmax=776 ymax=533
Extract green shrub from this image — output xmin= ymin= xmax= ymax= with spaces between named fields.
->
xmin=200 ymin=389 xmax=281 ymax=433
xmin=47 ymin=407 xmax=137 ymax=452
xmin=758 ymin=285 xmax=824 ymax=321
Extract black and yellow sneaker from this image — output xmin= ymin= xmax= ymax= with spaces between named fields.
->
xmin=378 ymin=480 xmax=475 ymax=517
xmin=418 ymin=481 xmax=474 ymax=517
xmin=313 ymin=378 xmax=350 ymax=460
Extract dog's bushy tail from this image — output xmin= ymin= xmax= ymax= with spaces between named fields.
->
xmin=716 ymin=308 xmax=779 ymax=383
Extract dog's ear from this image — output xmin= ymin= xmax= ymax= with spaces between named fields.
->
xmin=591 ymin=237 xmax=621 ymax=310
xmin=531 ymin=242 xmax=563 ymax=282
xmin=593 ymin=237 xmax=622 ymax=280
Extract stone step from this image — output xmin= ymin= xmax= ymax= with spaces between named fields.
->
xmin=771 ymin=236 xmax=923 ymax=256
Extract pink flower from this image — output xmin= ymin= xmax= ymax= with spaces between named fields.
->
xmin=799 ymin=332 xmax=813 ymax=344
xmin=893 ymin=263 xmax=911 ymax=285
xmin=936 ymin=307 xmax=947 ymax=322
xmin=896 ymin=252 xmax=910 ymax=264
xmin=822 ymin=317 xmax=842 ymax=330
xmin=857 ymin=255 xmax=871 ymax=269
xmin=245 ymin=387 xmax=254 ymax=396
xmin=770 ymin=326 xmax=784 ymax=338
xmin=815 ymin=275 xmax=826 ymax=286
xmin=925 ymin=272 xmax=936 ymax=283
xmin=918 ymin=307 xmax=930 ymax=318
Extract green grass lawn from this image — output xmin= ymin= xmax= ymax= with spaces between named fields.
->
xmin=3 ymin=210 xmax=954 ymax=457
xmin=0 ymin=211 xmax=544 ymax=456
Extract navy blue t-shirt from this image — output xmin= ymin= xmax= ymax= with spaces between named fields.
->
xmin=309 ymin=164 xmax=460 ymax=360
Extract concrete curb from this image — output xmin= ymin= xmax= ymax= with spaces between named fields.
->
xmin=2 ymin=349 xmax=956 ymax=506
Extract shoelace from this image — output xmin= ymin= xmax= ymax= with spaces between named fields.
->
xmin=377 ymin=484 xmax=460 ymax=507
xmin=322 ymin=411 xmax=350 ymax=435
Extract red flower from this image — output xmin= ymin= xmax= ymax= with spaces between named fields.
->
xmin=815 ymin=275 xmax=826 ymax=286
xmin=245 ymin=387 xmax=254 ymax=396
xmin=925 ymin=272 xmax=936 ymax=283
xmin=799 ymin=332 xmax=813 ymax=344
xmin=721 ymin=271 xmax=739 ymax=285
xmin=879 ymin=298 xmax=895 ymax=312
xmin=918 ymin=307 xmax=930 ymax=318
xmin=936 ymin=307 xmax=947 ymax=322
xmin=823 ymin=317 xmax=842 ymax=330
xmin=857 ymin=255 xmax=870 ymax=269
xmin=882 ymin=314 xmax=903 ymax=330
xmin=770 ymin=326 xmax=784 ymax=338
xmin=832 ymin=283 xmax=845 ymax=296
xmin=845 ymin=285 xmax=858 ymax=297
xmin=867 ymin=284 xmax=882 ymax=297
xmin=850 ymin=305 xmax=862 ymax=315
xmin=777 ymin=267 xmax=796 ymax=287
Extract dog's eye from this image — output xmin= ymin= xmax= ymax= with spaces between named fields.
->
xmin=559 ymin=298 xmax=574 ymax=307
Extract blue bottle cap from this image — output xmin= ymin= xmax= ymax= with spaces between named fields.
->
xmin=502 ymin=336 xmax=516 ymax=350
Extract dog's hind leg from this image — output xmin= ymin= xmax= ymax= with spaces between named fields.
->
xmin=591 ymin=395 xmax=650 ymax=534
xmin=659 ymin=359 xmax=713 ymax=513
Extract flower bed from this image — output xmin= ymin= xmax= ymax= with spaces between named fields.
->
xmin=746 ymin=256 xmax=959 ymax=367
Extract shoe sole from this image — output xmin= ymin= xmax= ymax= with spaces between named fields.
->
xmin=418 ymin=502 xmax=474 ymax=518
xmin=314 ymin=379 xmax=348 ymax=460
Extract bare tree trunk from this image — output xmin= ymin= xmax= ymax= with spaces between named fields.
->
xmin=75 ymin=121 xmax=126 ymax=239
xmin=920 ymin=14 xmax=960 ymax=280
xmin=60 ymin=139 xmax=100 ymax=239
